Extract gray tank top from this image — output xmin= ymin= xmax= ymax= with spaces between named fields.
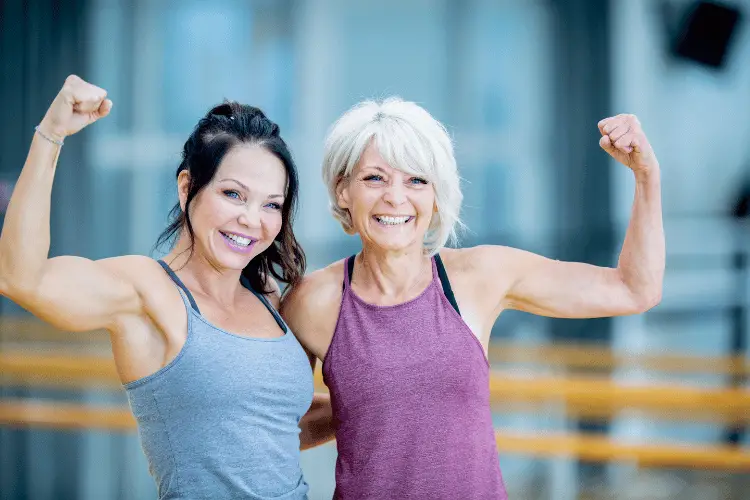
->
xmin=124 ymin=260 xmax=313 ymax=500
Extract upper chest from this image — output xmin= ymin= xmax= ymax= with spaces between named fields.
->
xmin=192 ymin=292 xmax=286 ymax=339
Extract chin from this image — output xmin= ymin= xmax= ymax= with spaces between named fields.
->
xmin=217 ymin=254 xmax=251 ymax=271
xmin=211 ymin=245 xmax=258 ymax=270
xmin=370 ymin=236 xmax=421 ymax=252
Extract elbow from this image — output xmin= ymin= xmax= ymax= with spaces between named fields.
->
xmin=0 ymin=263 xmax=12 ymax=298
xmin=0 ymin=279 xmax=37 ymax=304
xmin=299 ymin=426 xmax=334 ymax=451
xmin=0 ymin=255 xmax=6 ymax=296
xmin=0 ymin=262 xmax=40 ymax=303
xmin=632 ymin=288 xmax=662 ymax=314
xmin=0 ymin=260 xmax=7 ymax=296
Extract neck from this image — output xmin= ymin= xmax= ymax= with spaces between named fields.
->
xmin=357 ymin=243 xmax=431 ymax=299
xmin=164 ymin=232 xmax=244 ymax=305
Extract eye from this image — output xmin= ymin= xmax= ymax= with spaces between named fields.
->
xmin=223 ymin=189 xmax=241 ymax=199
xmin=265 ymin=202 xmax=282 ymax=211
xmin=409 ymin=177 xmax=429 ymax=185
xmin=363 ymin=174 xmax=384 ymax=182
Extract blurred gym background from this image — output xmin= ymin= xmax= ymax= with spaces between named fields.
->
xmin=1 ymin=0 xmax=749 ymax=498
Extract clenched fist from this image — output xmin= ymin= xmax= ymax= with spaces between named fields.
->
xmin=598 ymin=114 xmax=658 ymax=174
xmin=38 ymin=75 xmax=112 ymax=142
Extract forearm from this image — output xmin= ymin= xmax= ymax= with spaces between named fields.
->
xmin=299 ymin=393 xmax=335 ymax=450
xmin=616 ymin=168 xmax=664 ymax=308
xmin=0 ymin=132 xmax=60 ymax=295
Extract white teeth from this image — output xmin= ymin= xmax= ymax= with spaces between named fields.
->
xmin=223 ymin=232 xmax=252 ymax=246
xmin=376 ymin=215 xmax=411 ymax=225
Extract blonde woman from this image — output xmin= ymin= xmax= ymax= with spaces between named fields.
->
xmin=282 ymin=98 xmax=663 ymax=499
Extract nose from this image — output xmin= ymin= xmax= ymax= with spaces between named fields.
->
xmin=382 ymin=182 xmax=407 ymax=207
xmin=238 ymin=205 xmax=262 ymax=229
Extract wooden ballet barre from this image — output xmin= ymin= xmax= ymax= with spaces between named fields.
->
xmin=495 ymin=431 xmax=750 ymax=470
xmin=0 ymin=352 xmax=122 ymax=388
xmin=3 ymin=352 xmax=750 ymax=422
xmin=487 ymin=374 xmax=750 ymax=421
xmin=0 ymin=399 xmax=747 ymax=470
xmin=4 ymin=317 xmax=750 ymax=376
xmin=0 ymin=318 xmax=107 ymax=345
xmin=487 ymin=342 xmax=750 ymax=377
xmin=0 ymin=400 xmax=134 ymax=431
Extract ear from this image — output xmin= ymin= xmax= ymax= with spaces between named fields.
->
xmin=335 ymin=175 xmax=351 ymax=210
xmin=177 ymin=170 xmax=191 ymax=212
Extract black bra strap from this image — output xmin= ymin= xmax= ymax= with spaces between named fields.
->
xmin=347 ymin=254 xmax=356 ymax=285
xmin=158 ymin=260 xmax=201 ymax=313
xmin=434 ymin=254 xmax=461 ymax=316
xmin=346 ymin=253 xmax=461 ymax=316
xmin=240 ymin=275 xmax=288 ymax=333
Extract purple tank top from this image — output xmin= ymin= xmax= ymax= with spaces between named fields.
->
xmin=322 ymin=255 xmax=508 ymax=499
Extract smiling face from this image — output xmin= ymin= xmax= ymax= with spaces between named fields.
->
xmin=179 ymin=144 xmax=287 ymax=270
xmin=336 ymin=141 xmax=436 ymax=254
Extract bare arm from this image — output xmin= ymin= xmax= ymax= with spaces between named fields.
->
xmin=280 ymin=267 xmax=341 ymax=449
xmin=280 ymin=263 xmax=343 ymax=362
xmin=475 ymin=114 xmax=664 ymax=319
xmin=299 ymin=391 xmax=335 ymax=450
xmin=0 ymin=75 xmax=142 ymax=332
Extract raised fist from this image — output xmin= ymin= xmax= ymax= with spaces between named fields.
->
xmin=38 ymin=75 xmax=112 ymax=142
xmin=598 ymin=114 xmax=659 ymax=174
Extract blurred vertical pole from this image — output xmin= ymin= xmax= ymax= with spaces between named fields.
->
xmin=127 ymin=0 xmax=164 ymax=256
xmin=292 ymin=0 xmax=345 ymax=266
xmin=0 ymin=0 xmax=90 ymax=499
xmin=548 ymin=0 xmax=612 ymax=496
xmin=443 ymin=0 xmax=467 ymax=131
xmin=728 ymin=185 xmax=750 ymax=445
xmin=727 ymin=237 xmax=747 ymax=444
xmin=548 ymin=0 xmax=613 ymax=345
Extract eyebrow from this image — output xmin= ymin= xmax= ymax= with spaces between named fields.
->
xmin=360 ymin=166 xmax=425 ymax=179
xmin=361 ymin=166 xmax=389 ymax=174
xmin=218 ymin=178 xmax=284 ymax=199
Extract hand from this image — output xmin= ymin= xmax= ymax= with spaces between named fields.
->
xmin=598 ymin=114 xmax=658 ymax=174
xmin=38 ymin=75 xmax=112 ymax=141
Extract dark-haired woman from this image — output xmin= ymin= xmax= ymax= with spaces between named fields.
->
xmin=0 ymin=75 xmax=333 ymax=500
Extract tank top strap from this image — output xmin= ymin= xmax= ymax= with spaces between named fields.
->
xmin=343 ymin=254 xmax=460 ymax=315
xmin=157 ymin=259 xmax=201 ymax=313
xmin=343 ymin=254 xmax=356 ymax=289
xmin=239 ymin=275 xmax=288 ymax=333
xmin=434 ymin=253 xmax=461 ymax=316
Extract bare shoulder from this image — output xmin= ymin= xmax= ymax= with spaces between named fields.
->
xmin=438 ymin=245 xmax=529 ymax=305
xmin=99 ymin=254 xmax=162 ymax=274
xmin=98 ymin=255 xmax=171 ymax=292
xmin=98 ymin=255 xmax=183 ymax=318
xmin=438 ymin=245 xmax=519 ymax=277
xmin=438 ymin=246 xmax=529 ymax=322
xmin=282 ymin=259 xmax=346 ymax=316
xmin=281 ymin=259 xmax=346 ymax=354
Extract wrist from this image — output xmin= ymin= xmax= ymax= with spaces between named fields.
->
xmin=634 ymin=164 xmax=660 ymax=184
xmin=34 ymin=124 xmax=65 ymax=146
xmin=36 ymin=120 xmax=66 ymax=143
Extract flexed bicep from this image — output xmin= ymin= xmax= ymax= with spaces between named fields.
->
xmin=4 ymin=255 xmax=144 ymax=333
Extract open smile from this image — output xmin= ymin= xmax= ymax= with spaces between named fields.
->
xmin=219 ymin=231 xmax=258 ymax=254
xmin=372 ymin=215 xmax=415 ymax=226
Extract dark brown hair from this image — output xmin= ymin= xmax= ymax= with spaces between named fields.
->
xmin=155 ymin=101 xmax=305 ymax=293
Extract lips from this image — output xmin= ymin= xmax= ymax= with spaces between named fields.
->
xmin=373 ymin=215 xmax=414 ymax=226
xmin=219 ymin=231 xmax=258 ymax=254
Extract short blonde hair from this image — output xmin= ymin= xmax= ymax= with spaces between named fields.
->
xmin=321 ymin=97 xmax=463 ymax=254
